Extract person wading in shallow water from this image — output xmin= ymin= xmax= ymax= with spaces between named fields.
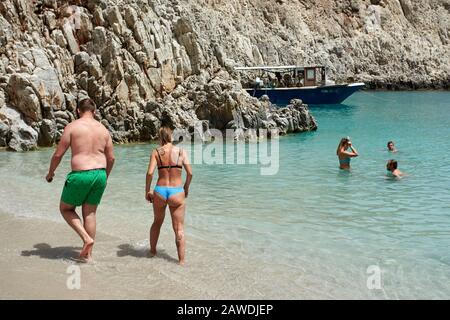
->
xmin=336 ymin=137 xmax=359 ymax=170
xmin=145 ymin=127 xmax=193 ymax=265
xmin=46 ymin=98 xmax=115 ymax=262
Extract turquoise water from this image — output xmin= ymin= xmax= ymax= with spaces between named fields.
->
xmin=1 ymin=91 xmax=449 ymax=298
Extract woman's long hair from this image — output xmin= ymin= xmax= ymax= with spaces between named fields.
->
xmin=336 ymin=137 xmax=350 ymax=155
xmin=159 ymin=126 xmax=173 ymax=146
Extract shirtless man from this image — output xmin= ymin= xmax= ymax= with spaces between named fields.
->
xmin=387 ymin=141 xmax=398 ymax=153
xmin=46 ymin=98 xmax=115 ymax=261
xmin=386 ymin=159 xmax=405 ymax=178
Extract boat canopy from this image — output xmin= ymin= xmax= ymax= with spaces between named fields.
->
xmin=235 ymin=65 xmax=327 ymax=88
xmin=235 ymin=65 xmax=325 ymax=72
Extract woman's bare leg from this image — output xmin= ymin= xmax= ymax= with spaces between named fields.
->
xmin=168 ymin=193 xmax=186 ymax=265
xmin=150 ymin=194 xmax=167 ymax=256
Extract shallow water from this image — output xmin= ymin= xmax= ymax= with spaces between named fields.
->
xmin=1 ymin=91 xmax=449 ymax=299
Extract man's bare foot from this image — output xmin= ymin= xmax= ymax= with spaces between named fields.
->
xmin=75 ymin=256 xmax=93 ymax=263
xmin=71 ymin=256 xmax=93 ymax=264
xmin=179 ymin=260 xmax=185 ymax=266
xmin=80 ymin=238 xmax=94 ymax=259
xmin=87 ymin=243 xmax=94 ymax=258
xmin=148 ymin=249 xmax=157 ymax=257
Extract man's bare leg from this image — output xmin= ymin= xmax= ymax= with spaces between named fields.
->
xmin=60 ymin=202 xmax=94 ymax=260
xmin=168 ymin=193 xmax=186 ymax=265
xmin=150 ymin=194 xmax=167 ymax=257
xmin=82 ymin=203 xmax=97 ymax=259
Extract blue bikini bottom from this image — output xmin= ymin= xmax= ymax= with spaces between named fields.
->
xmin=154 ymin=185 xmax=184 ymax=200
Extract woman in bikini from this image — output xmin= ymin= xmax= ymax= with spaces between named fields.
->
xmin=145 ymin=127 xmax=193 ymax=265
xmin=336 ymin=137 xmax=359 ymax=170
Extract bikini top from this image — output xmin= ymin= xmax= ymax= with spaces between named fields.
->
xmin=156 ymin=147 xmax=182 ymax=170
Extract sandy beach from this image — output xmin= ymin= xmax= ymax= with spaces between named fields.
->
xmin=0 ymin=211 xmax=202 ymax=299
xmin=1 ymin=0 xmax=449 ymax=301
xmin=1 ymin=210 xmax=299 ymax=300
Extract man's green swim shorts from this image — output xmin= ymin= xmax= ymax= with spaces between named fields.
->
xmin=61 ymin=169 xmax=107 ymax=206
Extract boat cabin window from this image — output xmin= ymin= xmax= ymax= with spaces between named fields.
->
xmin=306 ymin=69 xmax=315 ymax=80
xmin=238 ymin=66 xmax=326 ymax=89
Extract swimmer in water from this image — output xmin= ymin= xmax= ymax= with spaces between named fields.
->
xmin=386 ymin=159 xmax=405 ymax=178
xmin=387 ymin=141 xmax=398 ymax=153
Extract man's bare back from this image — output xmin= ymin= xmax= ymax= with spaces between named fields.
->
xmin=46 ymin=98 xmax=115 ymax=262
xmin=66 ymin=117 xmax=112 ymax=171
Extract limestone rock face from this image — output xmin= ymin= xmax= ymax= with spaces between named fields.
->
xmin=38 ymin=118 xmax=57 ymax=147
xmin=0 ymin=0 xmax=447 ymax=150
xmin=7 ymin=74 xmax=41 ymax=123
xmin=0 ymin=105 xmax=38 ymax=151
xmin=8 ymin=121 xmax=39 ymax=151
xmin=0 ymin=120 xmax=10 ymax=147
xmin=159 ymin=69 xmax=317 ymax=138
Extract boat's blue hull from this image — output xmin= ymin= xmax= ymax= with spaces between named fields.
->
xmin=245 ymin=84 xmax=365 ymax=105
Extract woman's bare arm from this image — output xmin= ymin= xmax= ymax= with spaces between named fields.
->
xmin=349 ymin=145 xmax=359 ymax=156
xmin=145 ymin=150 xmax=157 ymax=201
xmin=342 ymin=145 xmax=359 ymax=157
xmin=182 ymin=149 xmax=193 ymax=198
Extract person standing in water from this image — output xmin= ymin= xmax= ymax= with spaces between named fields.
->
xmin=387 ymin=141 xmax=398 ymax=153
xmin=336 ymin=137 xmax=359 ymax=170
xmin=46 ymin=98 xmax=115 ymax=262
xmin=386 ymin=159 xmax=405 ymax=178
xmin=145 ymin=127 xmax=193 ymax=265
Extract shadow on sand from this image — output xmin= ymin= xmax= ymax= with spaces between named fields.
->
xmin=21 ymin=243 xmax=81 ymax=260
xmin=116 ymin=244 xmax=179 ymax=264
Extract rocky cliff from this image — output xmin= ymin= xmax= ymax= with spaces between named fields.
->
xmin=0 ymin=0 xmax=448 ymax=151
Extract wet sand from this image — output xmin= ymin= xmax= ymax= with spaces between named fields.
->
xmin=0 ymin=211 xmax=297 ymax=299
xmin=0 ymin=211 xmax=206 ymax=299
